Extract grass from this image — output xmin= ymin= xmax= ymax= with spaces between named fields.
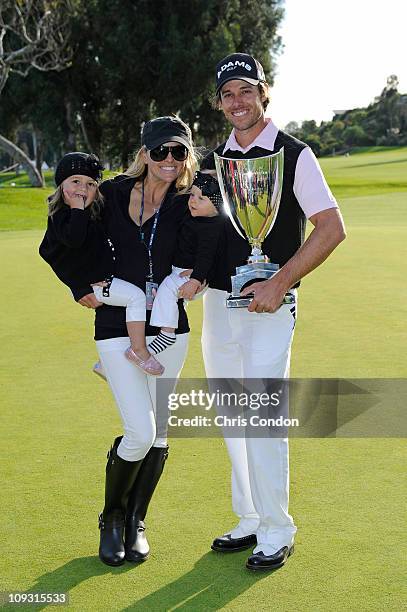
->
xmin=321 ymin=147 xmax=407 ymax=198
xmin=0 ymin=147 xmax=406 ymax=611
xmin=1 ymin=147 xmax=407 ymax=229
xmin=0 ymin=170 xmax=116 ymax=231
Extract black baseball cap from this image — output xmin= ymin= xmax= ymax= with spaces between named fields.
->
xmin=54 ymin=152 xmax=103 ymax=186
xmin=215 ymin=53 xmax=266 ymax=94
xmin=141 ymin=116 xmax=193 ymax=150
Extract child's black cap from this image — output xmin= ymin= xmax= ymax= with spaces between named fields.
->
xmin=192 ymin=171 xmax=223 ymax=210
xmin=55 ymin=152 xmax=104 ymax=186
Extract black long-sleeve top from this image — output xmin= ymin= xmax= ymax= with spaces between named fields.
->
xmin=39 ymin=205 xmax=115 ymax=288
xmin=173 ymin=214 xmax=224 ymax=283
xmin=70 ymin=175 xmax=191 ymax=340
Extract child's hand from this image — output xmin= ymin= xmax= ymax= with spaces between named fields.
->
xmin=78 ymin=293 xmax=103 ymax=309
xmin=62 ymin=176 xmax=97 ymax=209
xmin=179 ymin=269 xmax=193 ymax=277
xmin=63 ymin=188 xmax=87 ymax=210
xmin=178 ymin=278 xmax=201 ymax=300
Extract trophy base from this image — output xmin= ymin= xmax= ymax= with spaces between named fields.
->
xmin=226 ymin=295 xmax=254 ymax=308
xmin=227 ymin=262 xmax=295 ymax=309
xmin=226 ymin=293 xmax=295 ymax=308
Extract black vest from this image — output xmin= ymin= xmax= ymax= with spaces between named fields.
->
xmin=202 ymin=131 xmax=308 ymax=291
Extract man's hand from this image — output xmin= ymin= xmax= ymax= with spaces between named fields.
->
xmin=241 ymin=278 xmax=287 ymax=313
xmin=241 ymin=208 xmax=346 ymax=313
xmin=178 ymin=278 xmax=202 ymax=300
xmin=78 ymin=293 xmax=103 ymax=309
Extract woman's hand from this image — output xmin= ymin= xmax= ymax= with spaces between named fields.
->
xmin=78 ymin=293 xmax=103 ymax=309
xmin=178 ymin=278 xmax=202 ymax=300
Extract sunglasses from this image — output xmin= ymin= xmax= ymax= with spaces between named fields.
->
xmin=149 ymin=144 xmax=188 ymax=162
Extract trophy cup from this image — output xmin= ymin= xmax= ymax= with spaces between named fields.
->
xmin=214 ymin=148 xmax=295 ymax=308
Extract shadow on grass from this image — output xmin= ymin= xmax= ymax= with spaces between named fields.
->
xmin=348 ymin=158 xmax=407 ymax=169
xmin=9 ymin=552 xmax=281 ymax=611
xmin=123 ymin=551 xmax=274 ymax=611
xmin=11 ymin=555 xmax=134 ymax=611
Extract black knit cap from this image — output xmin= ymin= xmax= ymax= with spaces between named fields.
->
xmin=54 ymin=152 xmax=104 ymax=186
xmin=141 ymin=116 xmax=193 ymax=150
xmin=192 ymin=171 xmax=223 ymax=211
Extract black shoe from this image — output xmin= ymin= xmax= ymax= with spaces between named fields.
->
xmin=125 ymin=446 xmax=169 ymax=562
xmin=125 ymin=519 xmax=149 ymax=562
xmin=98 ymin=513 xmax=126 ymax=566
xmin=211 ymin=533 xmax=257 ymax=553
xmin=98 ymin=437 xmax=142 ymax=567
xmin=246 ymin=544 xmax=294 ymax=571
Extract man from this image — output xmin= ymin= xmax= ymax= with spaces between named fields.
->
xmin=201 ymin=53 xmax=346 ymax=570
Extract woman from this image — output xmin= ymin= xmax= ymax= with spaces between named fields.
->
xmin=73 ymin=116 xmax=197 ymax=566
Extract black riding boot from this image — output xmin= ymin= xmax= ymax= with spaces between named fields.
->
xmin=125 ymin=445 xmax=169 ymax=562
xmin=98 ymin=436 xmax=142 ymax=566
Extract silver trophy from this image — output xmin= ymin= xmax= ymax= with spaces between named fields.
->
xmin=214 ymin=148 xmax=295 ymax=308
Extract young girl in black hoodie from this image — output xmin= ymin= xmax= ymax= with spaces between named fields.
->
xmin=39 ymin=152 xmax=164 ymax=375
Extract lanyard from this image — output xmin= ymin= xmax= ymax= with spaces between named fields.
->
xmin=139 ymin=179 xmax=162 ymax=280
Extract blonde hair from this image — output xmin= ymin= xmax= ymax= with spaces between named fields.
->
xmin=124 ymin=145 xmax=199 ymax=193
xmin=47 ymin=184 xmax=104 ymax=220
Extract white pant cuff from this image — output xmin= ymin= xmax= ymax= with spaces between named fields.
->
xmin=254 ymin=531 xmax=296 ymax=555
xmin=230 ymin=517 xmax=260 ymax=538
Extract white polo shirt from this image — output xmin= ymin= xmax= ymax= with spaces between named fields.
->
xmin=223 ymin=119 xmax=338 ymax=219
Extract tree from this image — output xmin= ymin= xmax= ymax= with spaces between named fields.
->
xmin=304 ymin=133 xmax=321 ymax=156
xmin=283 ymin=75 xmax=407 ymax=154
xmin=342 ymin=125 xmax=367 ymax=147
xmin=284 ymin=121 xmax=300 ymax=135
xmin=1 ymin=0 xmax=285 ymax=167
xmin=330 ymin=120 xmax=345 ymax=140
xmin=382 ymin=74 xmax=399 ymax=97
xmin=82 ymin=0 xmax=285 ymax=163
xmin=0 ymin=68 xmax=70 ymax=170
xmin=0 ymin=0 xmax=72 ymax=185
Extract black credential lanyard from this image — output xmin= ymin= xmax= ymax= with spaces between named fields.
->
xmin=139 ymin=179 xmax=162 ymax=281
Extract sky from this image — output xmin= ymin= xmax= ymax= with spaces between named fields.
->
xmin=269 ymin=0 xmax=407 ymax=128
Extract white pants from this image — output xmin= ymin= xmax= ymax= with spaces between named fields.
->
xmin=201 ymin=288 xmax=297 ymax=555
xmin=96 ymin=334 xmax=189 ymax=461
xmin=150 ymin=266 xmax=189 ymax=329
xmin=93 ymin=277 xmax=146 ymax=322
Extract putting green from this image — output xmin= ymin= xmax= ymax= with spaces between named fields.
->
xmin=0 ymin=148 xmax=406 ymax=611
